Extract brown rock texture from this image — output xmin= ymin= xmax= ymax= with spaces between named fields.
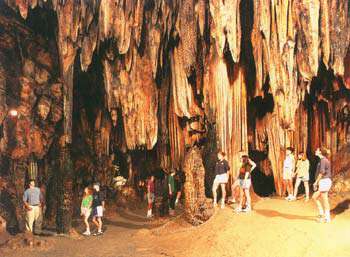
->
xmin=0 ymin=0 xmax=349 ymax=230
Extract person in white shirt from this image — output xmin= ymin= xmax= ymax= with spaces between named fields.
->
xmin=282 ymin=147 xmax=295 ymax=201
xmin=291 ymin=152 xmax=310 ymax=201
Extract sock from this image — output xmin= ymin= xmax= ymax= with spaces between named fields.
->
xmin=325 ymin=210 xmax=330 ymax=219
xmin=318 ymin=208 xmax=324 ymax=216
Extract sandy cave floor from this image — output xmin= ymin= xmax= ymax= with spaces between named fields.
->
xmin=1 ymin=194 xmax=350 ymax=257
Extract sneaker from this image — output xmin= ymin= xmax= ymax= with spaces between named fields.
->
xmin=221 ymin=203 xmax=225 ymax=209
xmin=324 ymin=217 xmax=331 ymax=223
xmin=82 ymin=231 xmax=91 ymax=236
xmin=289 ymin=196 xmax=296 ymax=201
xmin=242 ymin=206 xmax=251 ymax=212
xmin=213 ymin=202 xmax=218 ymax=208
xmin=304 ymin=197 xmax=309 ymax=202
xmin=93 ymin=231 xmax=103 ymax=236
xmin=235 ymin=207 xmax=242 ymax=213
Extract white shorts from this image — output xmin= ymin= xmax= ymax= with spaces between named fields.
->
xmin=283 ymin=170 xmax=293 ymax=180
xmin=239 ymin=179 xmax=251 ymax=189
xmin=214 ymin=174 xmax=228 ymax=184
xmin=81 ymin=207 xmax=91 ymax=218
xmin=319 ymin=178 xmax=332 ymax=192
xmin=93 ymin=206 xmax=103 ymax=217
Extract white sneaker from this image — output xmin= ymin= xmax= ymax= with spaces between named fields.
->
xmin=289 ymin=196 xmax=296 ymax=201
xmin=235 ymin=207 xmax=242 ymax=213
xmin=82 ymin=231 xmax=91 ymax=236
xmin=213 ymin=202 xmax=217 ymax=208
xmin=242 ymin=206 xmax=251 ymax=212
xmin=221 ymin=203 xmax=225 ymax=209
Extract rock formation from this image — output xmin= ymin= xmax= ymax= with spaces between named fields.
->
xmin=0 ymin=0 xmax=349 ymax=230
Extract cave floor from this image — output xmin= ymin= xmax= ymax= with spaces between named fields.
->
xmin=2 ymin=195 xmax=350 ymax=257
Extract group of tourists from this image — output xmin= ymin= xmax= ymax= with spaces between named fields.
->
xmin=211 ymin=147 xmax=333 ymax=223
xmin=146 ymin=168 xmax=183 ymax=218
xmin=212 ymin=151 xmax=256 ymax=213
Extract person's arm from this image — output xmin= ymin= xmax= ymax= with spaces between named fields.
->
xmin=168 ymin=177 xmax=172 ymax=195
xmin=314 ymin=160 xmax=325 ymax=186
xmin=248 ymin=158 xmax=257 ymax=171
xmin=23 ymin=191 xmax=31 ymax=210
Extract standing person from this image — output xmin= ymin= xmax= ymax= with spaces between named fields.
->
xmin=175 ymin=171 xmax=184 ymax=207
xmin=291 ymin=152 xmax=310 ymax=201
xmin=212 ymin=151 xmax=230 ymax=209
xmin=146 ymin=175 xmax=155 ymax=218
xmin=81 ymin=187 xmax=93 ymax=236
xmin=92 ymin=183 xmax=105 ymax=235
xmin=312 ymin=147 xmax=332 ymax=223
xmin=282 ymin=147 xmax=295 ymax=201
xmin=236 ymin=154 xmax=256 ymax=213
xmin=168 ymin=169 xmax=177 ymax=215
xmin=23 ymin=180 xmax=43 ymax=234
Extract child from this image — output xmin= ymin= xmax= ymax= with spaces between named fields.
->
xmin=168 ymin=169 xmax=177 ymax=215
xmin=291 ymin=152 xmax=310 ymax=201
xmin=92 ymin=183 xmax=105 ymax=235
xmin=81 ymin=187 xmax=93 ymax=236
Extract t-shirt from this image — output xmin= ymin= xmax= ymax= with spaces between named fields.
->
xmin=283 ymin=155 xmax=295 ymax=173
xmin=296 ymin=159 xmax=310 ymax=178
xmin=238 ymin=163 xmax=252 ymax=179
xmin=215 ymin=160 xmax=230 ymax=175
xmin=147 ymin=179 xmax=155 ymax=194
xmin=92 ymin=191 xmax=104 ymax=208
xmin=316 ymin=158 xmax=331 ymax=179
xmin=82 ymin=195 xmax=93 ymax=208
xmin=23 ymin=187 xmax=42 ymax=206
xmin=168 ymin=175 xmax=176 ymax=194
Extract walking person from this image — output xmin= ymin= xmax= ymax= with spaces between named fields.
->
xmin=92 ymin=183 xmax=105 ymax=235
xmin=175 ymin=171 xmax=184 ymax=207
xmin=168 ymin=169 xmax=177 ymax=216
xmin=291 ymin=152 xmax=310 ymax=201
xmin=282 ymin=147 xmax=295 ymax=201
xmin=235 ymin=154 xmax=256 ymax=213
xmin=81 ymin=187 xmax=93 ymax=236
xmin=212 ymin=151 xmax=230 ymax=209
xmin=23 ymin=180 xmax=43 ymax=234
xmin=312 ymin=148 xmax=332 ymax=223
xmin=146 ymin=175 xmax=155 ymax=218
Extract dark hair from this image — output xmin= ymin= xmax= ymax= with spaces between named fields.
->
xmin=218 ymin=151 xmax=226 ymax=157
xmin=241 ymin=155 xmax=249 ymax=164
xmin=286 ymin=147 xmax=294 ymax=153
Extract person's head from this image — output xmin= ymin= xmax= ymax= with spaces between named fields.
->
xmin=241 ymin=154 xmax=249 ymax=164
xmin=149 ymin=175 xmax=155 ymax=182
xmin=83 ymin=187 xmax=91 ymax=196
xmin=170 ymin=168 xmax=176 ymax=175
xmin=298 ymin=151 xmax=306 ymax=160
xmin=93 ymin=183 xmax=100 ymax=192
xmin=315 ymin=147 xmax=329 ymax=158
xmin=217 ymin=151 xmax=225 ymax=161
xmin=29 ymin=180 xmax=35 ymax=188
xmin=286 ymin=147 xmax=294 ymax=156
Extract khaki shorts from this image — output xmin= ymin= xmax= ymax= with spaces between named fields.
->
xmin=214 ymin=174 xmax=228 ymax=184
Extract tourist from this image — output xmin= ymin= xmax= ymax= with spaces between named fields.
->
xmin=81 ymin=187 xmax=93 ymax=236
xmin=92 ymin=183 xmax=105 ymax=235
xmin=168 ymin=169 xmax=177 ymax=215
xmin=212 ymin=151 xmax=230 ymax=209
xmin=175 ymin=171 xmax=184 ymax=207
xmin=291 ymin=152 xmax=310 ymax=201
xmin=312 ymin=147 xmax=332 ymax=223
xmin=235 ymin=154 xmax=256 ymax=213
xmin=282 ymin=147 xmax=295 ymax=201
xmin=23 ymin=180 xmax=43 ymax=234
xmin=147 ymin=175 xmax=155 ymax=218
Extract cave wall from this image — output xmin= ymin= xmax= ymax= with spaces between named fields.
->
xmin=0 ymin=0 xmax=349 ymax=216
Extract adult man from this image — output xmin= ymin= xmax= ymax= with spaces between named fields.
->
xmin=168 ymin=169 xmax=177 ymax=215
xmin=23 ymin=180 xmax=43 ymax=234
xmin=92 ymin=183 xmax=105 ymax=235
xmin=283 ymin=147 xmax=295 ymax=201
xmin=212 ymin=151 xmax=230 ymax=209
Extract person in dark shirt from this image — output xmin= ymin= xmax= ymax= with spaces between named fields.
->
xmin=92 ymin=183 xmax=105 ymax=235
xmin=212 ymin=151 xmax=230 ymax=209
xmin=312 ymin=147 xmax=332 ymax=223
xmin=168 ymin=169 xmax=177 ymax=215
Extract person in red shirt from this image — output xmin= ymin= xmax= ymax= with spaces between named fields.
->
xmin=147 ymin=175 xmax=155 ymax=218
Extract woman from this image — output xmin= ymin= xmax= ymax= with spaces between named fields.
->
xmin=291 ymin=152 xmax=310 ymax=201
xmin=235 ymin=154 xmax=256 ymax=213
xmin=312 ymin=147 xmax=332 ymax=223
xmin=212 ymin=151 xmax=230 ymax=209
xmin=81 ymin=187 xmax=93 ymax=236
xmin=146 ymin=175 xmax=155 ymax=218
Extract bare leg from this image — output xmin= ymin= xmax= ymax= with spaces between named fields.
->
xmin=92 ymin=217 xmax=99 ymax=230
xmin=212 ymin=182 xmax=219 ymax=206
xmin=312 ymin=191 xmax=324 ymax=217
xmin=244 ymin=189 xmax=251 ymax=210
xmin=84 ymin=215 xmax=90 ymax=233
xmin=238 ymin=187 xmax=244 ymax=210
xmin=321 ymin=192 xmax=330 ymax=222
xmin=282 ymin=180 xmax=286 ymax=197
xmin=293 ymin=178 xmax=301 ymax=198
xmin=97 ymin=217 xmax=102 ymax=232
xmin=220 ymin=184 xmax=226 ymax=208
xmin=304 ymin=181 xmax=310 ymax=200
xmin=287 ymin=180 xmax=293 ymax=197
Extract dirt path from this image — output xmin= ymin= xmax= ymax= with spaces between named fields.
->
xmin=2 ymin=196 xmax=350 ymax=257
